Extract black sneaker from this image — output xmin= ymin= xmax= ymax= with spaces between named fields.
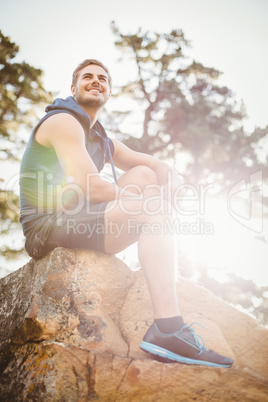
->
xmin=140 ymin=322 xmax=233 ymax=368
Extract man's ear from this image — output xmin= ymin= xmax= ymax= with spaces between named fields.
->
xmin=71 ymin=84 xmax=76 ymax=96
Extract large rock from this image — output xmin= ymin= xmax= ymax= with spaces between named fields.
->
xmin=0 ymin=247 xmax=267 ymax=401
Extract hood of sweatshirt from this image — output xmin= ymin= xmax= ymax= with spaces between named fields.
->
xmin=45 ymin=96 xmax=108 ymax=139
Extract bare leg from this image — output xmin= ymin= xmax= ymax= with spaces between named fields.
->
xmin=104 ymin=166 xmax=180 ymax=318
xmin=115 ymin=170 xmax=234 ymax=367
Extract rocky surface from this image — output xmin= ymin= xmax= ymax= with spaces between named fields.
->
xmin=0 ymin=247 xmax=267 ymax=401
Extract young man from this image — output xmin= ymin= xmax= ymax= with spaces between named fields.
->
xmin=20 ymin=59 xmax=233 ymax=367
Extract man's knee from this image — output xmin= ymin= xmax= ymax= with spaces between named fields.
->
xmin=118 ymin=165 xmax=161 ymax=196
xmin=133 ymin=165 xmax=160 ymax=193
xmin=138 ymin=165 xmax=159 ymax=183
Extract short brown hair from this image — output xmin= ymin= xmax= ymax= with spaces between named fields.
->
xmin=72 ymin=59 xmax=112 ymax=88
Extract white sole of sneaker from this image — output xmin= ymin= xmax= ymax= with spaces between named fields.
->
xmin=140 ymin=341 xmax=232 ymax=368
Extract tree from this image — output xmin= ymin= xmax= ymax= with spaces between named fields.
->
xmin=179 ymin=250 xmax=268 ymax=328
xmin=109 ymin=23 xmax=268 ymax=187
xmin=108 ymin=23 xmax=268 ymax=327
xmin=0 ymin=30 xmax=53 ymax=261
xmin=0 ymin=30 xmax=53 ymax=160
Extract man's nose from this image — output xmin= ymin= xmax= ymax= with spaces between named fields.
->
xmin=91 ymin=76 xmax=100 ymax=85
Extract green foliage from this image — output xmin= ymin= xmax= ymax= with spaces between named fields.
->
xmin=0 ymin=30 xmax=53 ymax=258
xmin=0 ymin=189 xmax=19 ymax=224
xmin=0 ymin=30 xmax=53 ymax=160
xmin=109 ymin=23 xmax=268 ymax=187
xmin=179 ymin=252 xmax=268 ymax=328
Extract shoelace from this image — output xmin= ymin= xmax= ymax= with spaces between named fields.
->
xmin=180 ymin=322 xmax=209 ymax=355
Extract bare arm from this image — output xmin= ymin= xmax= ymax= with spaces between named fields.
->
xmin=35 ymin=113 xmax=138 ymax=204
xmin=112 ymin=139 xmax=184 ymax=187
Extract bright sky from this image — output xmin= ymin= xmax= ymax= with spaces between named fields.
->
xmin=1 ymin=0 xmax=268 ymax=288
xmin=1 ymin=0 xmax=268 ymax=130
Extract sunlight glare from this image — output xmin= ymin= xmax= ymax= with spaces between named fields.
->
xmin=178 ymin=195 xmax=267 ymax=286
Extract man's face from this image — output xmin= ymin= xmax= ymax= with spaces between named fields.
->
xmin=71 ymin=64 xmax=111 ymax=109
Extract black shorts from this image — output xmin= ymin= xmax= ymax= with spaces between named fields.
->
xmin=43 ymin=202 xmax=109 ymax=255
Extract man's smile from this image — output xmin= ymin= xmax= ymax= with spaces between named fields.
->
xmin=87 ymin=87 xmax=102 ymax=93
